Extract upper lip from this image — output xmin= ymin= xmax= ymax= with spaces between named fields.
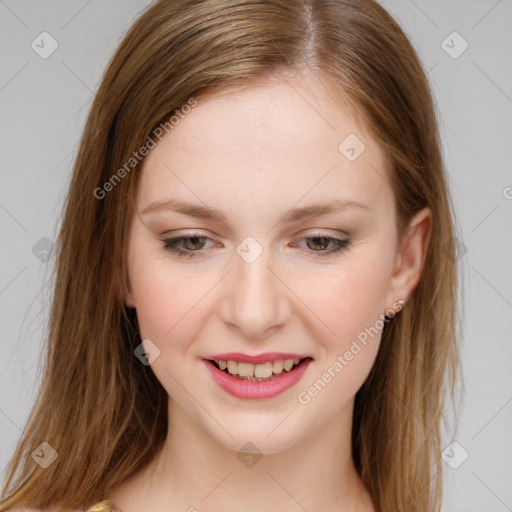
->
xmin=203 ymin=352 xmax=312 ymax=364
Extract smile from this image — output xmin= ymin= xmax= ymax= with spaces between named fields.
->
xmin=212 ymin=358 xmax=305 ymax=380
xmin=203 ymin=357 xmax=313 ymax=399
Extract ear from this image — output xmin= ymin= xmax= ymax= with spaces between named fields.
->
xmin=384 ymin=207 xmax=432 ymax=310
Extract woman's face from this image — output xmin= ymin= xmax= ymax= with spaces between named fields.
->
xmin=125 ymin=73 xmax=428 ymax=454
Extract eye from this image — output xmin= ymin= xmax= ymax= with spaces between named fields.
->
xmin=161 ymin=230 xmax=351 ymax=259
xmin=290 ymin=230 xmax=351 ymax=257
xmin=161 ymin=233 xmax=215 ymax=259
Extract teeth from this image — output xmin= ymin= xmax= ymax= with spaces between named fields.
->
xmin=227 ymin=360 xmax=238 ymax=375
xmin=255 ymin=362 xmax=273 ymax=378
xmin=237 ymin=362 xmax=254 ymax=377
xmin=272 ymin=359 xmax=284 ymax=373
xmin=214 ymin=358 xmax=304 ymax=378
xmin=283 ymin=359 xmax=294 ymax=371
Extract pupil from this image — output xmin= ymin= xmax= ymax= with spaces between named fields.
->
xmin=308 ymin=237 xmax=328 ymax=250
xmin=185 ymin=236 xmax=205 ymax=250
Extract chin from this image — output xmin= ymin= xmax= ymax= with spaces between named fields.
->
xmin=210 ymin=422 xmax=305 ymax=456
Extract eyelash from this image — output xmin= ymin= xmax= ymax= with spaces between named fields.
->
xmin=161 ymin=231 xmax=351 ymax=259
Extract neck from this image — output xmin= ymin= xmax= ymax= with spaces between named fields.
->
xmin=109 ymin=397 xmax=374 ymax=512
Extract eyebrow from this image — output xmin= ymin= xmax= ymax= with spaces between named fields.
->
xmin=141 ymin=198 xmax=370 ymax=225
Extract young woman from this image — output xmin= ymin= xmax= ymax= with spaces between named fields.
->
xmin=0 ymin=0 xmax=462 ymax=511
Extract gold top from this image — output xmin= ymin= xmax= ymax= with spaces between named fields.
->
xmin=86 ymin=500 xmax=121 ymax=512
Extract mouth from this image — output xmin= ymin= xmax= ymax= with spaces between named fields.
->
xmin=202 ymin=352 xmax=314 ymax=399
xmin=206 ymin=357 xmax=313 ymax=382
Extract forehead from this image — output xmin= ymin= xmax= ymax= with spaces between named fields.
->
xmin=136 ymin=75 xmax=392 ymax=218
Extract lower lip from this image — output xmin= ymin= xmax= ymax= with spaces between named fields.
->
xmin=203 ymin=358 xmax=313 ymax=400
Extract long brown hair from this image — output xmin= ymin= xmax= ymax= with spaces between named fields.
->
xmin=0 ymin=1 xmax=463 ymax=510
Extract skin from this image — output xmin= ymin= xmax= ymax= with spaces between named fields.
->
xmin=109 ymin=71 xmax=431 ymax=512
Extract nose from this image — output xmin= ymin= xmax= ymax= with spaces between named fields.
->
xmin=218 ymin=243 xmax=292 ymax=340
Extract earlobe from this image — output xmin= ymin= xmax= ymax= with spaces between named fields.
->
xmin=385 ymin=207 xmax=432 ymax=310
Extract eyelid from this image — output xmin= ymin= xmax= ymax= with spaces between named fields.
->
xmin=293 ymin=228 xmax=349 ymax=239
xmin=161 ymin=229 xmax=351 ymax=261
xmin=162 ymin=229 xmax=210 ymax=237
xmin=162 ymin=228 xmax=348 ymax=243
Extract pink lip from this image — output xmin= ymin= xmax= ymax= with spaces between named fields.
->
xmin=203 ymin=358 xmax=313 ymax=400
xmin=202 ymin=352 xmax=310 ymax=364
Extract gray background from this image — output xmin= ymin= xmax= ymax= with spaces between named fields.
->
xmin=1 ymin=1 xmax=511 ymax=510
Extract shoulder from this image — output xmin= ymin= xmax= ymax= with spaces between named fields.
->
xmin=6 ymin=509 xmax=82 ymax=512
xmin=86 ymin=502 xmax=120 ymax=512
xmin=5 ymin=506 xmax=116 ymax=512
xmin=5 ymin=509 xmax=63 ymax=512
xmin=4 ymin=509 xmax=48 ymax=512
xmin=4 ymin=498 xmax=121 ymax=511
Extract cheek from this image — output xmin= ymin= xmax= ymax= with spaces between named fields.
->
xmin=128 ymin=249 xmax=213 ymax=351
xmin=294 ymin=264 xmax=389 ymax=411
xmin=296 ymin=257 xmax=391 ymax=346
